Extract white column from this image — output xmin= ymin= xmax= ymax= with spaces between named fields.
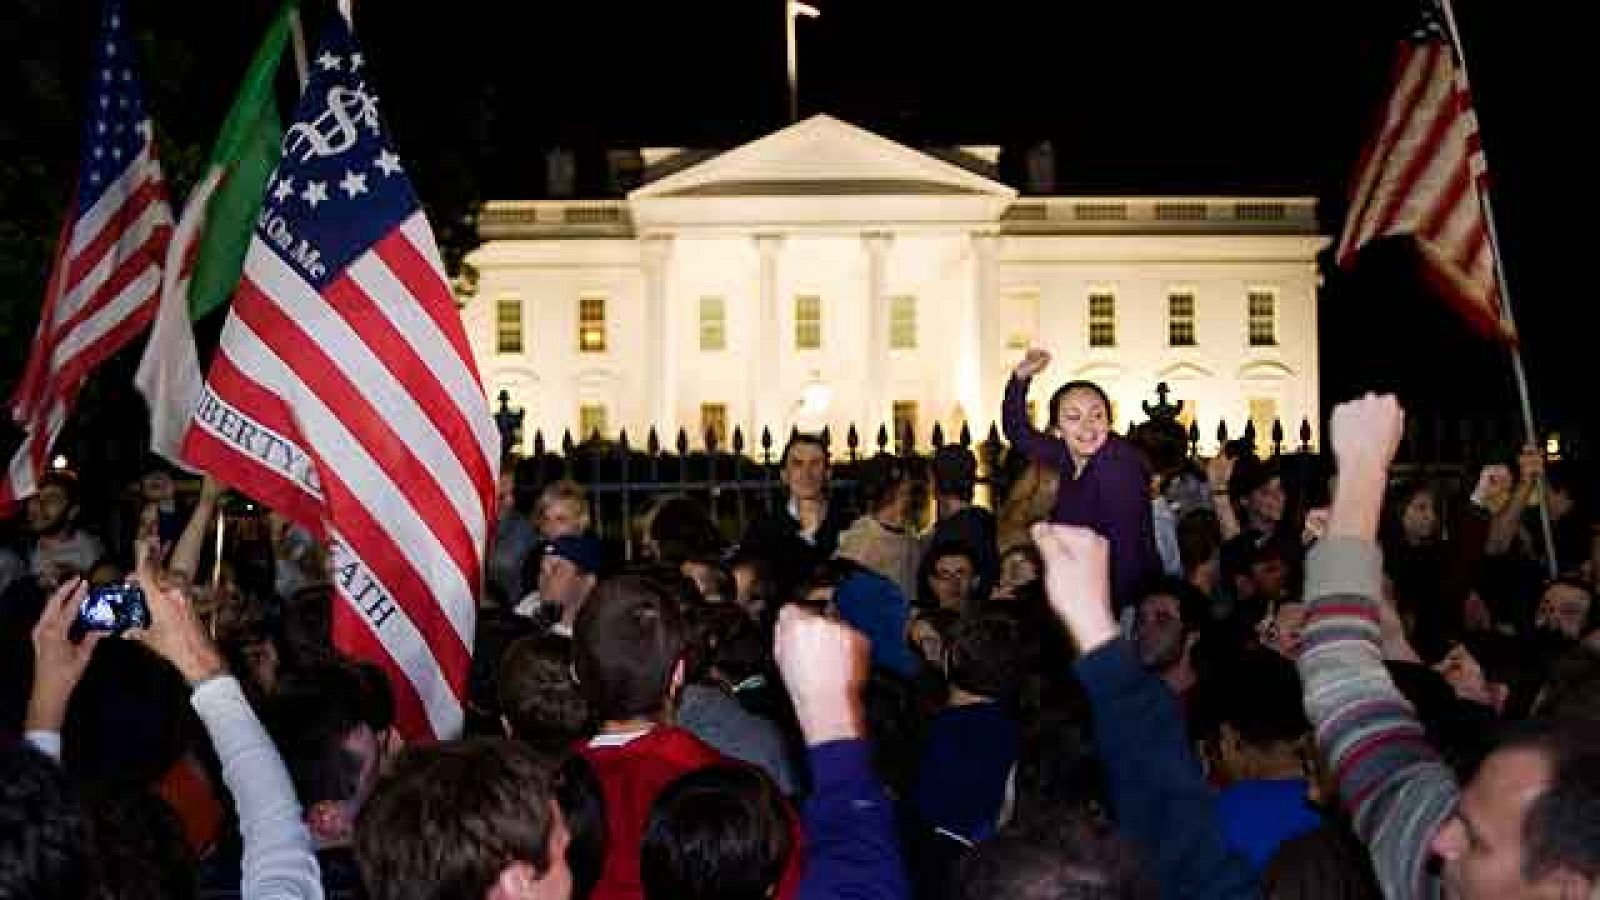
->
xmin=959 ymin=232 xmax=1001 ymax=435
xmin=862 ymin=232 xmax=892 ymax=437
xmin=753 ymin=234 xmax=784 ymax=443
xmin=642 ymin=236 xmax=674 ymax=434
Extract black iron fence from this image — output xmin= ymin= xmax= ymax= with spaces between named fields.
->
xmin=500 ymin=386 xmax=1591 ymax=558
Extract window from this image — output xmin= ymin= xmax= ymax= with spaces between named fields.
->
xmin=1168 ymin=292 xmax=1197 ymax=347
xmin=579 ymin=295 xmax=606 ymax=353
xmin=1248 ymin=397 xmax=1278 ymax=447
xmin=579 ymin=404 xmax=608 ymax=440
xmin=701 ymin=403 xmax=728 ymax=449
xmin=1248 ymin=290 xmax=1277 ymax=347
xmin=495 ymin=295 xmax=523 ymax=354
xmin=699 ymin=296 xmax=726 ymax=351
xmin=1088 ymin=291 xmax=1116 ymax=347
xmin=889 ymin=295 xmax=917 ymax=349
xmin=795 ymin=294 xmax=821 ymax=350
xmin=1005 ymin=289 xmax=1040 ymax=350
xmin=892 ymin=401 xmax=918 ymax=451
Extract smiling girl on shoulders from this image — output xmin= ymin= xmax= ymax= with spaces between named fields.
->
xmin=1002 ymin=347 xmax=1160 ymax=611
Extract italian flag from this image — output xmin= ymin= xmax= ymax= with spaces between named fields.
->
xmin=137 ymin=3 xmax=296 ymax=466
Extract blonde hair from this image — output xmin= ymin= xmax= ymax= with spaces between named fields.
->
xmin=536 ymin=479 xmax=590 ymax=528
xmin=997 ymin=461 xmax=1059 ymax=554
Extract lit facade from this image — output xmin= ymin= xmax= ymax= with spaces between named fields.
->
xmin=462 ymin=115 xmax=1328 ymax=454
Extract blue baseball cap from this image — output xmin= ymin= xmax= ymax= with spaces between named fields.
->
xmin=544 ymin=534 xmax=602 ymax=575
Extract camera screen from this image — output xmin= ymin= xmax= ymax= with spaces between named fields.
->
xmin=75 ymin=584 xmax=149 ymax=635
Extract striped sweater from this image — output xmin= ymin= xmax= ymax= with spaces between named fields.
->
xmin=1297 ymin=538 xmax=1457 ymax=899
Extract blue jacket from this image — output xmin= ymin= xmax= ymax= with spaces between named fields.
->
xmin=800 ymin=740 xmax=910 ymax=900
xmin=1076 ymin=640 xmax=1258 ymax=900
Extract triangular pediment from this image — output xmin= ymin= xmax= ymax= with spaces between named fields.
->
xmin=630 ymin=115 xmax=1016 ymax=200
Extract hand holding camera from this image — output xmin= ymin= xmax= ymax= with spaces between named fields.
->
xmin=124 ymin=537 xmax=227 ymax=686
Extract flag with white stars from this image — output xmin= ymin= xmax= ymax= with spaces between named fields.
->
xmin=4 ymin=0 xmax=172 ymax=514
xmin=182 ymin=15 xmax=497 ymax=741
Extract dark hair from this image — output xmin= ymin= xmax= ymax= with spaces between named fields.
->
xmin=642 ymin=766 xmax=793 ymax=900
xmin=1535 ymin=647 xmax=1600 ymax=720
xmin=685 ymin=603 xmax=763 ymax=684
xmin=1010 ymin=705 xmax=1107 ymax=829
xmin=36 ymin=472 xmax=81 ymax=507
xmin=1493 ymin=719 xmax=1600 ymax=883
xmin=1137 ymin=576 xmax=1212 ymax=635
xmin=1047 ymin=380 xmax=1113 ymax=430
xmin=1260 ymin=820 xmax=1382 ymax=900
xmin=268 ymin=662 xmax=372 ymax=809
xmin=918 ymin=540 xmax=981 ymax=610
xmin=643 ymin=494 xmax=726 ymax=565
xmin=0 ymin=742 xmax=89 ymax=900
xmin=61 ymin=638 xmax=191 ymax=787
xmin=497 ymin=633 xmax=592 ymax=751
xmin=856 ymin=453 xmax=910 ymax=515
xmin=556 ymin=754 xmax=607 ymax=900
xmin=955 ymin=813 xmax=1157 ymax=900
xmin=79 ymin=783 xmax=197 ymax=900
xmin=1208 ymin=649 xmax=1309 ymax=748
xmin=1176 ymin=509 xmax=1223 ymax=575
xmin=278 ymin=585 xmax=337 ymax=671
xmin=931 ymin=445 xmax=978 ymax=503
xmin=574 ymin=573 xmax=687 ymax=721
xmin=947 ymin=613 xmax=1028 ymax=699
xmin=779 ymin=432 xmax=829 ymax=468
xmin=355 ymin=738 xmax=560 ymax=900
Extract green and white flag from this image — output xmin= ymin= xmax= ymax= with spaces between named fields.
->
xmin=137 ymin=2 xmax=295 ymax=466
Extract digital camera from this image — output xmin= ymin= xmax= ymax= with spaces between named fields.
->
xmin=73 ymin=582 xmax=151 ymax=637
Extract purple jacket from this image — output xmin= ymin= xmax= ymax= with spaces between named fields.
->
xmin=800 ymin=740 xmax=910 ymax=900
xmin=1002 ymin=375 xmax=1160 ymax=609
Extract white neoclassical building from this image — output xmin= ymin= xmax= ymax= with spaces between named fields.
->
xmin=462 ymin=115 xmax=1328 ymax=455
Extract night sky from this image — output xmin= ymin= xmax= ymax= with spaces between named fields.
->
xmin=3 ymin=0 xmax=1586 ymax=445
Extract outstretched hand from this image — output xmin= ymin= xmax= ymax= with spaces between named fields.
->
xmin=1013 ymin=347 xmax=1052 ymax=380
xmin=27 ymin=577 xmax=105 ymax=732
xmin=125 ymin=538 xmax=226 ymax=686
xmin=773 ymin=604 xmax=868 ymax=746
xmin=1031 ymin=522 xmax=1119 ymax=654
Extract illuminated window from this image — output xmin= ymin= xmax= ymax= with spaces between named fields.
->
xmin=701 ymin=403 xmax=728 ymax=448
xmin=579 ymin=295 xmax=606 ymax=353
xmin=1168 ymin=292 xmax=1196 ymax=347
xmin=1248 ymin=290 xmax=1277 ymax=347
xmin=1248 ymin=397 xmax=1278 ymax=446
xmin=795 ymin=294 xmax=821 ymax=350
xmin=889 ymin=295 xmax=917 ymax=349
xmin=1088 ymin=291 xmax=1116 ymax=348
xmin=495 ymin=294 xmax=523 ymax=354
xmin=579 ymin=404 xmax=608 ymax=440
xmin=699 ymin=296 xmax=726 ymax=351
xmin=1005 ymin=289 xmax=1040 ymax=350
xmin=892 ymin=401 xmax=918 ymax=451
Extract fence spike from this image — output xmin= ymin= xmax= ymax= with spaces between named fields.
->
xmin=959 ymin=421 xmax=972 ymax=447
xmin=1188 ymin=420 xmax=1201 ymax=454
xmin=647 ymin=427 xmax=661 ymax=456
xmin=618 ymin=429 xmax=631 ymax=453
xmin=931 ymin=421 xmax=945 ymax=447
xmin=986 ymin=422 xmax=1003 ymax=447
xmin=732 ymin=427 xmax=745 ymax=455
xmin=533 ymin=430 xmax=546 ymax=457
xmin=561 ymin=430 xmax=574 ymax=455
xmin=820 ymin=425 xmax=832 ymax=452
xmin=1242 ymin=419 xmax=1257 ymax=451
xmin=1216 ymin=420 xmax=1229 ymax=446
xmin=760 ymin=426 xmax=773 ymax=463
xmin=705 ymin=426 xmax=719 ymax=454
xmin=1271 ymin=418 xmax=1284 ymax=455
xmin=676 ymin=428 xmax=690 ymax=455
xmin=873 ymin=424 xmax=887 ymax=453
xmin=1300 ymin=418 xmax=1313 ymax=452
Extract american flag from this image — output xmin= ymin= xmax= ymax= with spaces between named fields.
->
xmin=180 ymin=17 xmax=498 ymax=740
xmin=3 ymin=0 xmax=173 ymax=514
xmin=1336 ymin=0 xmax=1511 ymax=341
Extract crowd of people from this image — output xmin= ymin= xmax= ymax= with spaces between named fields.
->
xmin=3 ymin=348 xmax=1599 ymax=900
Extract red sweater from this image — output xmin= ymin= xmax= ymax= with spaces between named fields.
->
xmin=579 ymin=725 xmax=803 ymax=900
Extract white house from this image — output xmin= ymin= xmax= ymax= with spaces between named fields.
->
xmin=462 ymin=115 xmax=1328 ymax=456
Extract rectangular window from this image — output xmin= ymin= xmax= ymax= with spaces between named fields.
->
xmin=579 ymin=404 xmax=608 ymax=440
xmin=495 ymin=294 xmax=523 ymax=354
xmin=892 ymin=401 xmax=918 ymax=451
xmin=1088 ymin=291 xmax=1116 ymax=348
xmin=1168 ymin=292 xmax=1197 ymax=347
xmin=1248 ymin=397 xmax=1278 ymax=447
xmin=579 ymin=295 xmax=607 ymax=353
xmin=1005 ymin=289 xmax=1041 ymax=350
xmin=795 ymin=294 xmax=821 ymax=350
xmin=1248 ymin=290 xmax=1277 ymax=347
xmin=889 ymin=295 xmax=917 ymax=349
xmin=699 ymin=296 xmax=726 ymax=351
xmin=700 ymin=403 xmax=728 ymax=449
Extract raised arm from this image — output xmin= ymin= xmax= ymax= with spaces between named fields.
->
xmin=774 ymin=605 xmax=910 ymax=900
xmin=1484 ymin=448 xmax=1539 ymax=557
xmin=1002 ymin=349 xmax=1071 ymax=470
xmin=168 ymin=474 xmax=225 ymax=585
xmin=1033 ymin=522 xmax=1255 ymax=900
xmin=1297 ymin=395 xmax=1457 ymax=900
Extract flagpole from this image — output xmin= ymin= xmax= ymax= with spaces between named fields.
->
xmin=1437 ymin=0 xmax=1557 ymax=578
xmin=289 ymin=6 xmax=309 ymax=89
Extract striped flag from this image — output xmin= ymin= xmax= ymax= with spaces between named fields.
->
xmin=3 ymin=0 xmax=173 ymax=515
xmin=138 ymin=3 xmax=296 ymax=468
xmin=1336 ymin=0 xmax=1511 ymax=341
xmin=180 ymin=16 xmax=498 ymax=741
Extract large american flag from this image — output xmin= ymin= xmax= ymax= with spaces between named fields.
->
xmin=1336 ymin=0 xmax=1511 ymax=340
xmin=3 ymin=0 xmax=173 ymax=514
xmin=181 ymin=17 xmax=498 ymax=740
